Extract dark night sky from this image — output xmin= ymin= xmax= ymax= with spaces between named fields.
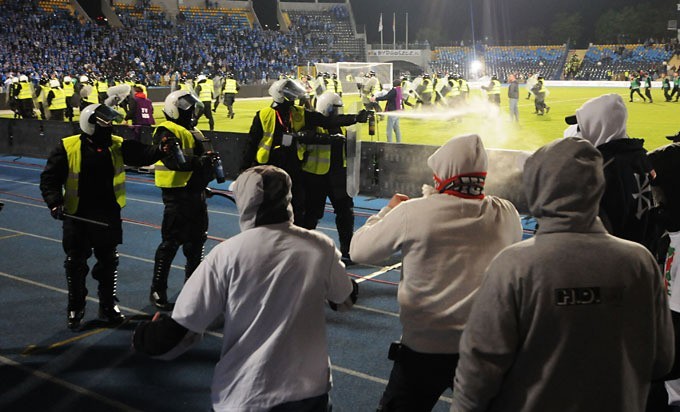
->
xmin=257 ymin=0 xmax=674 ymax=47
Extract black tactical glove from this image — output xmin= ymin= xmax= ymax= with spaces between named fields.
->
xmin=293 ymin=130 xmax=317 ymax=144
xmin=355 ymin=109 xmax=369 ymax=123
xmin=328 ymin=279 xmax=359 ymax=311
xmin=158 ymin=136 xmax=178 ymax=153
xmin=50 ymin=204 xmax=64 ymax=220
xmin=349 ymin=278 xmax=359 ymax=304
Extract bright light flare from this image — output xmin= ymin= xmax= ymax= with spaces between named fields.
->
xmin=470 ymin=60 xmax=482 ymax=73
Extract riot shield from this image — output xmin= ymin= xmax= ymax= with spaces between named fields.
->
xmin=346 ymin=125 xmax=361 ymax=197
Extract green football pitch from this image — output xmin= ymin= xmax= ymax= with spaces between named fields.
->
xmin=13 ymin=86 xmax=677 ymax=152
xmin=199 ymin=86 xmax=678 ymax=152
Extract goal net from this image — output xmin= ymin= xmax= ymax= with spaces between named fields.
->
xmin=314 ymin=62 xmax=393 ymax=93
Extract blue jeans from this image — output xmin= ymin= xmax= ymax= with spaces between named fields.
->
xmin=509 ymin=98 xmax=519 ymax=122
xmin=386 ymin=115 xmax=401 ymax=143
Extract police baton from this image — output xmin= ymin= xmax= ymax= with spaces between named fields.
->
xmin=63 ymin=213 xmax=110 ymax=227
xmin=205 ymin=188 xmax=235 ymax=203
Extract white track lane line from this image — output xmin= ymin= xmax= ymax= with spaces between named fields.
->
xmin=0 ymin=354 xmax=143 ymax=412
xmin=0 ymin=269 xmax=424 ymax=401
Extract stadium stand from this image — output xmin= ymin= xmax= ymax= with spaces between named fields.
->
xmin=429 ymin=47 xmax=473 ymax=80
xmin=0 ymin=0 xmax=674 ymax=87
xmin=177 ymin=5 xmax=251 ymax=29
xmin=37 ymin=0 xmax=72 ymax=13
xmin=283 ymin=4 xmax=366 ymax=63
xmin=430 ymin=45 xmax=568 ymax=81
xmin=483 ymin=45 xmax=568 ymax=81
xmin=576 ymin=43 xmax=672 ymax=80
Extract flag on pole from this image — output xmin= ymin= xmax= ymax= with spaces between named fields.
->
xmin=393 ymin=12 xmax=396 ymax=49
xmin=378 ymin=13 xmax=383 ymax=32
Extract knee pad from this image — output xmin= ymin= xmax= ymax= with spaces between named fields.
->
xmin=157 ymin=240 xmax=181 ymax=256
xmin=64 ymin=255 xmax=89 ymax=275
xmin=94 ymin=249 xmax=119 ymax=267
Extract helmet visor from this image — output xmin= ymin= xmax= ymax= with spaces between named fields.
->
xmin=177 ymin=93 xmax=204 ymax=117
xmin=93 ymin=105 xmax=123 ymax=127
xmin=281 ymin=79 xmax=306 ymax=102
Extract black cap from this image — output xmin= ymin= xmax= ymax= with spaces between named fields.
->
xmin=565 ymin=115 xmax=578 ymax=125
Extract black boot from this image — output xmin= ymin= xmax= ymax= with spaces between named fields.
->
xmin=93 ymin=250 xmax=126 ymax=325
xmin=98 ymin=297 xmax=125 ymax=325
xmin=65 ymin=256 xmax=88 ymax=330
xmin=150 ymin=249 xmax=175 ymax=310
xmin=184 ymin=242 xmax=205 ymax=283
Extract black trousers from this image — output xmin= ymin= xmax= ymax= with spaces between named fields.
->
xmin=630 ymin=88 xmax=645 ymax=101
xmin=301 ymin=167 xmax=354 ymax=256
xmin=377 ymin=344 xmax=459 ymax=412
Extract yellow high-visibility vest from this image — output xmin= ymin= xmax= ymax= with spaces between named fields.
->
xmin=223 ymin=79 xmax=238 ymax=94
xmin=82 ymin=85 xmax=98 ymax=104
xmin=197 ymin=79 xmax=213 ymax=102
xmin=63 ymin=81 xmax=74 ymax=97
xmin=62 ymin=134 xmax=125 ymax=214
xmin=302 ymin=126 xmax=346 ymax=175
xmin=49 ymin=87 xmax=67 ymax=110
xmin=256 ymin=106 xmax=306 ymax=164
xmin=17 ymin=82 xmax=33 ymax=99
xmin=97 ymin=80 xmax=109 ymax=94
xmin=489 ymin=79 xmax=501 ymax=95
xmin=153 ymin=121 xmax=197 ymax=188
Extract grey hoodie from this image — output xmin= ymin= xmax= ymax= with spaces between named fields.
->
xmin=232 ymin=165 xmax=294 ymax=231
xmin=451 ymin=137 xmax=673 ymax=412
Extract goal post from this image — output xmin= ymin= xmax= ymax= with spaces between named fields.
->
xmin=314 ymin=62 xmax=393 ymax=94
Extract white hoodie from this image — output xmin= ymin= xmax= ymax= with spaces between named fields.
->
xmin=172 ymin=166 xmax=353 ymax=411
xmin=350 ymin=134 xmax=522 ymax=353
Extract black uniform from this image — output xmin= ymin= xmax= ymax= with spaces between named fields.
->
xmin=663 ymin=77 xmax=672 ymax=102
xmin=245 ymin=102 xmax=365 ymax=226
xmin=531 ymin=80 xmax=549 ymax=115
xmin=300 ymin=126 xmax=356 ymax=262
xmin=643 ymin=75 xmax=653 ymax=103
xmin=150 ymin=123 xmax=217 ymax=310
xmin=40 ymin=131 xmax=166 ymax=329
xmin=194 ymin=80 xmax=215 ymax=131
xmin=13 ymin=81 xmax=36 ymax=119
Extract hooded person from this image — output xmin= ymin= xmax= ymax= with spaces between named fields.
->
xmin=647 ymin=134 xmax=680 ymax=411
xmin=133 ymin=165 xmax=358 ymax=412
xmin=40 ymin=103 xmax=174 ymax=330
xmin=350 ymin=134 xmax=522 ymax=412
xmin=451 ymin=137 xmax=674 ymax=412
xmin=244 ymin=79 xmax=368 ymax=226
xmin=564 ymin=93 xmax=656 ymax=251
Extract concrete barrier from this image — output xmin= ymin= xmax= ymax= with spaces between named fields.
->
xmin=0 ymin=118 xmax=531 ymax=213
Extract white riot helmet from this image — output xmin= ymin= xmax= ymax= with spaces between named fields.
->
xmin=268 ymin=79 xmax=306 ymax=104
xmin=79 ymin=104 xmax=123 ymax=135
xmin=163 ymin=90 xmax=203 ymax=120
xmin=79 ymin=75 xmax=89 ymax=83
xmin=63 ymin=76 xmax=72 ymax=83
xmin=11 ymin=76 xmax=19 ymax=83
xmin=105 ymin=84 xmax=131 ymax=106
xmin=49 ymin=79 xmax=60 ymax=88
xmin=196 ymin=74 xmax=207 ymax=82
xmin=315 ymin=92 xmax=344 ymax=117
xmin=19 ymin=75 xmax=28 ymax=82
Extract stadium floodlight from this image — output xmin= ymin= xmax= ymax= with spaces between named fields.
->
xmin=470 ymin=60 xmax=482 ymax=74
